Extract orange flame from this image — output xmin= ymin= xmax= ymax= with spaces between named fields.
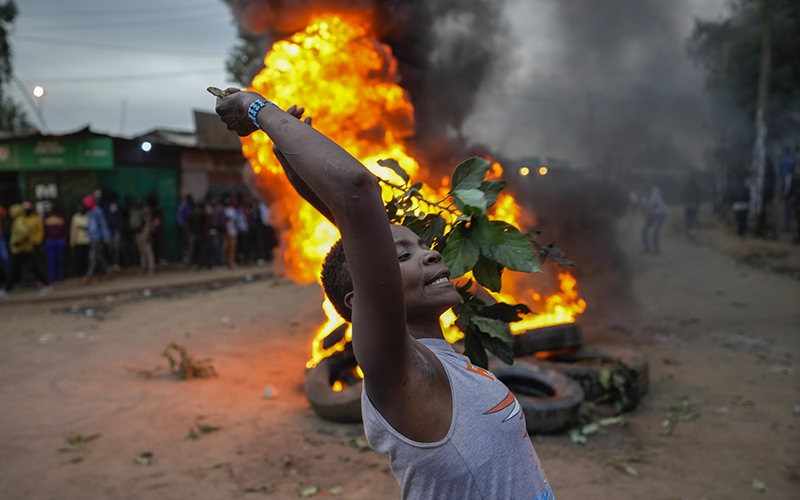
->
xmin=242 ymin=14 xmax=586 ymax=369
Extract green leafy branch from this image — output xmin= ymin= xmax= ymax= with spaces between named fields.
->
xmin=377 ymin=156 xmax=564 ymax=368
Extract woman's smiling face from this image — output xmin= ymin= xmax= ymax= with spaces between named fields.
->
xmin=390 ymin=224 xmax=459 ymax=320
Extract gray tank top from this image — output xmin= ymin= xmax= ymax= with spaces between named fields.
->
xmin=361 ymin=338 xmax=554 ymax=500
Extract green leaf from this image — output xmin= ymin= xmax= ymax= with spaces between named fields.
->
xmin=471 ymin=316 xmax=513 ymax=343
xmin=478 ymin=302 xmax=532 ymax=322
xmin=481 ymin=332 xmax=514 ymax=365
xmin=404 ymin=213 xmax=447 ymax=248
xmin=451 ymin=188 xmax=487 ymax=215
xmin=472 ymin=214 xmax=505 ymax=247
xmin=479 ymin=221 xmax=540 ymax=273
xmin=402 ymin=181 xmax=423 ymax=198
xmin=463 ymin=327 xmax=488 ymax=369
xmin=377 ymin=158 xmax=409 ymax=184
xmin=472 ymin=254 xmax=503 ymax=292
xmin=441 ymin=222 xmax=480 ymax=278
xmin=478 ymin=180 xmax=508 ymax=209
xmin=451 ymin=157 xmax=491 ymax=192
xmin=525 ymin=229 xmax=541 ymax=242
xmin=385 ymin=200 xmax=402 ymax=223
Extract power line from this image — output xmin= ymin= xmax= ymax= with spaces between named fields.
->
xmin=21 ymin=2 xmax=221 ymax=17
xmin=23 ymin=68 xmax=225 ymax=84
xmin=19 ymin=12 xmax=225 ymax=31
xmin=12 ymin=34 xmax=227 ymax=57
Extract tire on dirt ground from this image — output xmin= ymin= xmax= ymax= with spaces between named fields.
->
xmin=489 ymin=359 xmax=584 ymax=435
xmin=304 ymin=356 xmax=363 ymax=423
xmin=512 ymin=323 xmax=583 ymax=357
xmin=521 ymin=344 xmax=649 ymax=411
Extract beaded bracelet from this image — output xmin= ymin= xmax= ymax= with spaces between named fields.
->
xmin=247 ymin=99 xmax=277 ymax=131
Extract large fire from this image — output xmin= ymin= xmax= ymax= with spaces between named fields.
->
xmin=240 ymin=14 xmax=586 ymax=376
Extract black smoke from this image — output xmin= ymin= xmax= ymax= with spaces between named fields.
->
xmin=221 ymin=0 xmax=510 ymax=166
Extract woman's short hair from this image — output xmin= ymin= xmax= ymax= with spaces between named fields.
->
xmin=320 ymin=239 xmax=353 ymax=322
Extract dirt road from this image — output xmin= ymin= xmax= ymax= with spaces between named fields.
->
xmin=0 ymin=212 xmax=798 ymax=499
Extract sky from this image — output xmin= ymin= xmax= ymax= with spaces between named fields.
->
xmin=11 ymin=0 xmax=240 ymax=137
xmin=11 ymin=0 xmax=728 ymax=161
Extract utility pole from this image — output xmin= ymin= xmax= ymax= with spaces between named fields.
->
xmin=751 ymin=0 xmax=772 ymax=215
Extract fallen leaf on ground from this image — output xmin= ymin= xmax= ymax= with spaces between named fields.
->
xmin=134 ymin=452 xmax=153 ymax=466
xmin=299 ymin=486 xmax=319 ymax=498
xmin=339 ymin=437 xmax=369 ymax=450
xmin=329 ymin=485 xmax=344 ymax=495
xmin=752 ymin=480 xmax=768 ymax=492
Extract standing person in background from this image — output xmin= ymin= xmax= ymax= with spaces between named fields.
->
xmin=185 ymin=199 xmax=204 ymax=268
xmin=258 ymin=200 xmax=276 ymax=262
xmin=0 ymin=205 xmax=10 ymax=277
xmin=208 ymin=197 xmax=225 ymax=268
xmin=22 ymin=201 xmax=43 ymax=251
xmin=222 ymin=195 xmax=239 ymax=268
xmin=641 ymin=186 xmax=667 ymax=254
xmin=43 ymin=207 xmax=67 ymax=282
xmin=778 ymin=146 xmax=796 ymax=233
xmin=102 ymin=190 xmax=124 ymax=272
xmin=82 ymin=195 xmax=112 ymax=284
xmin=234 ymin=193 xmax=250 ymax=265
xmin=70 ymin=203 xmax=90 ymax=276
xmin=131 ymin=198 xmax=155 ymax=275
xmin=683 ymin=177 xmax=702 ymax=232
xmin=2 ymin=204 xmax=52 ymax=298
xmin=147 ymin=191 xmax=163 ymax=264
xmin=178 ymin=196 xmax=195 ymax=265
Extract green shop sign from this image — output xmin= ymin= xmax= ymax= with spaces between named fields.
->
xmin=0 ymin=136 xmax=113 ymax=171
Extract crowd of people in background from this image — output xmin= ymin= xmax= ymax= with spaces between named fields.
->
xmin=0 ymin=190 xmax=276 ymax=299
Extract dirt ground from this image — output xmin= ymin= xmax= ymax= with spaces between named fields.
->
xmin=1 ymin=210 xmax=798 ymax=500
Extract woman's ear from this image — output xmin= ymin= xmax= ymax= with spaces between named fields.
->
xmin=344 ymin=291 xmax=354 ymax=312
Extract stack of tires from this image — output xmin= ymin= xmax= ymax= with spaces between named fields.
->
xmin=304 ymin=323 xmax=648 ymax=436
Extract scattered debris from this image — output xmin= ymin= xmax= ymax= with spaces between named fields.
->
xmin=299 ymin=486 xmax=319 ymax=498
xmin=143 ymin=289 xmax=152 ymax=297
xmin=769 ymin=366 xmax=793 ymax=375
xmin=568 ymin=415 xmax=627 ymax=444
xmin=339 ymin=437 xmax=370 ymax=451
xmin=202 ymin=462 xmax=223 ymax=470
xmin=75 ymin=331 xmax=86 ymax=339
xmin=39 ymin=333 xmax=60 ymax=345
xmin=66 ymin=457 xmax=83 ymax=465
xmin=793 ymin=405 xmax=800 ymax=415
xmin=604 ymin=459 xmax=640 ymax=477
xmin=329 ymin=485 xmax=344 ymax=495
xmin=263 ymin=386 xmax=275 ymax=399
xmin=714 ymin=406 xmax=730 ymax=414
xmin=134 ymin=452 xmax=153 ymax=466
xmin=186 ymin=424 xmax=221 ymax=440
xmin=59 ymin=433 xmax=101 ymax=452
xmin=244 ymin=485 xmax=277 ymax=494
xmin=162 ymin=343 xmax=217 ymax=379
xmin=122 ymin=366 xmax=154 ymax=378
xmin=751 ymin=479 xmax=768 ymax=492
xmin=662 ymin=398 xmax=700 ymax=436
xmin=662 ymin=357 xmax=681 ymax=366
xmin=221 ymin=316 xmax=231 ymax=324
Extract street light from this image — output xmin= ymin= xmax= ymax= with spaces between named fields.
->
xmin=519 ymin=167 xmax=530 ymax=176
xmin=31 ymin=85 xmax=47 ymax=132
xmin=33 ymin=86 xmax=44 ymax=98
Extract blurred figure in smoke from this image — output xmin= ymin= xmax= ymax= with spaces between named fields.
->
xmin=788 ymin=160 xmax=800 ymax=243
xmin=683 ymin=177 xmax=702 ymax=233
xmin=130 ymin=198 xmax=154 ymax=275
xmin=755 ymin=157 xmax=776 ymax=239
xmin=731 ymin=176 xmax=751 ymax=238
xmin=641 ymin=186 xmax=666 ymax=254
xmin=778 ymin=146 xmax=797 ymax=232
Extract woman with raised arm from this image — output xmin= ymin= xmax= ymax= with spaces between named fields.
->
xmin=216 ymin=89 xmax=554 ymax=500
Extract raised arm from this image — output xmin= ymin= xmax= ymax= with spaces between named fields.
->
xmin=216 ymin=89 xmax=411 ymax=391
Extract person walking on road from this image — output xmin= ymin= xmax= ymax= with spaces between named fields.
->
xmin=1 ymin=204 xmax=52 ymax=298
xmin=82 ymin=195 xmax=113 ymax=284
xmin=642 ymin=186 xmax=667 ymax=254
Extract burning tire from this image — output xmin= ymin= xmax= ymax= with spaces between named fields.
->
xmin=512 ymin=323 xmax=583 ymax=357
xmin=522 ymin=344 xmax=649 ymax=411
xmin=303 ymin=354 xmax=362 ymax=423
xmin=489 ymin=359 xmax=584 ymax=435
